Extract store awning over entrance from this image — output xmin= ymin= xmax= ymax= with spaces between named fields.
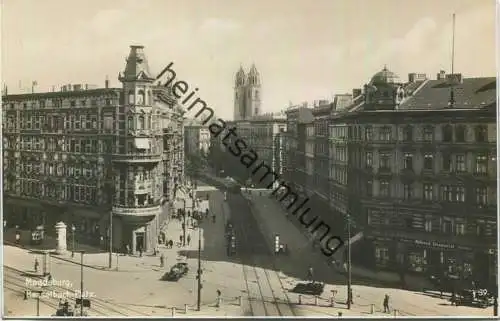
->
xmin=134 ymin=138 xmax=150 ymax=149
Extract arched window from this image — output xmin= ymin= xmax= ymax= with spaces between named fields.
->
xmin=128 ymin=90 xmax=135 ymax=104
xmin=442 ymin=124 xmax=453 ymax=142
xmin=138 ymin=90 xmax=145 ymax=105
xmin=127 ymin=116 xmax=133 ymax=130
xmin=138 ymin=116 xmax=145 ymax=130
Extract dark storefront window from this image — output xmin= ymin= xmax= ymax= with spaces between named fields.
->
xmin=408 ymin=249 xmax=427 ymax=273
xmin=375 ymin=246 xmax=390 ymax=266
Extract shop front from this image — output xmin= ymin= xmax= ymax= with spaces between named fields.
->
xmin=368 ymin=233 xmax=491 ymax=283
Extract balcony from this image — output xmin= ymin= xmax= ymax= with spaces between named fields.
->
xmin=112 ymin=152 xmax=162 ymax=163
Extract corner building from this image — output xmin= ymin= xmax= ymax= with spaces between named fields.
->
xmin=342 ymin=68 xmax=497 ymax=285
xmin=2 ymin=45 xmax=185 ymax=253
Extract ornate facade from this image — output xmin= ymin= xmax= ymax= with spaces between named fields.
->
xmin=2 ymin=45 xmax=185 ymax=253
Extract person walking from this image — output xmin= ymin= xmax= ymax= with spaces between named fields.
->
xmin=308 ymin=266 xmax=314 ymax=283
xmin=138 ymin=246 xmax=143 ymax=258
xmin=216 ymin=289 xmax=222 ymax=308
xmin=34 ymin=258 xmax=39 ymax=273
xmin=187 ymin=235 xmax=191 ymax=246
xmin=179 ymin=235 xmax=183 ymax=246
xmin=160 ymin=253 xmax=165 ymax=268
xmin=383 ymin=294 xmax=390 ymax=313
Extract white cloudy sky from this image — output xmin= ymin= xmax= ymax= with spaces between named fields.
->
xmin=1 ymin=0 xmax=497 ymax=119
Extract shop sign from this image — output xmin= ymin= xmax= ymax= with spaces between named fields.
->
xmin=403 ymin=238 xmax=456 ymax=250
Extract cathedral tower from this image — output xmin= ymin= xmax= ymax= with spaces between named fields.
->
xmin=233 ymin=64 xmax=261 ymax=120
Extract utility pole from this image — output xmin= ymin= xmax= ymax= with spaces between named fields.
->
xmin=183 ymin=199 xmax=187 ymax=247
xmin=195 ymin=176 xmax=202 ymax=311
xmin=79 ymin=251 xmax=85 ymax=317
xmin=347 ymin=215 xmax=352 ymax=310
xmin=109 ymin=211 xmax=113 ymax=269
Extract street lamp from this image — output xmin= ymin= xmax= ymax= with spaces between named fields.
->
xmin=77 ymin=250 xmax=85 ymax=317
xmin=71 ymin=225 xmax=76 ymax=258
xmin=25 ymin=289 xmax=43 ymax=316
xmin=346 ymin=214 xmax=352 ymax=310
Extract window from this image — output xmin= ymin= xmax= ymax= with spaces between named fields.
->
xmin=455 ymin=154 xmax=466 ymax=172
xmin=442 ymin=154 xmax=452 ymax=171
xmin=365 ymin=151 xmax=373 ymax=168
xmin=475 ymin=154 xmax=488 ymax=174
xmin=456 ymin=125 xmax=466 ymax=142
xmin=380 ymin=180 xmax=390 ymax=197
xmin=423 ymin=153 xmax=434 ymax=170
xmin=419 ymin=184 xmax=432 ymax=202
xmin=424 ymin=217 xmax=432 ymax=232
xmin=475 ymin=126 xmax=487 ymax=142
xmin=138 ymin=116 xmax=145 ymax=130
xmin=70 ymin=100 xmax=76 ymax=107
xmin=423 ymin=126 xmax=434 ymax=142
xmin=456 ymin=186 xmax=465 ymax=202
xmin=404 ymin=153 xmax=413 ymax=170
xmin=91 ymin=99 xmax=97 ymax=107
xmin=441 ymin=185 xmax=453 ymax=201
xmin=127 ymin=116 xmax=134 ymax=130
xmin=375 ymin=247 xmax=390 ymax=264
xmin=476 ymin=220 xmax=485 ymax=236
xmin=476 ymin=187 xmax=487 ymax=206
xmin=442 ymin=218 xmax=453 ymax=234
xmin=403 ymin=126 xmax=413 ymax=142
xmin=365 ymin=126 xmax=373 ymax=141
xmin=442 ymin=125 xmax=453 ymax=142
xmin=403 ymin=183 xmax=413 ymax=200
xmin=455 ymin=220 xmax=465 ymax=236
xmin=379 ymin=127 xmax=391 ymax=141
xmin=380 ymin=152 xmax=390 ymax=169
xmin=366 ymin=180 xmax=373 ymax=197
xmin=105 ymin=99 xmax=111 ymax=106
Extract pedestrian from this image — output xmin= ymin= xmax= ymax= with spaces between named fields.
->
xmin=216 ymin=289 xmax=222 ymax=308
xmin=212 ymin=215 xmax=216 ymax=223
xmin=126 ymin=244 xmax=130 ymax=256
xmin=205 ymin=209 xmax=209 ymax=219
xmin=34 ymin=258 xmax=39 ymax=273
xmin=383 ymin=294 xmax=390 ymax=313
xmin=160 ymin=253 xmax=165 ymax=268
xmin=153 ymin=246 xmax=157 ymax=256
xmin=179 ymin=235 xmax=183 ymax=245
xmin=169 ymin=240 xmax=173 ymax=249
xmin=187 ymin=235 xmax=191 ymax=246
xmin=451 ymin=292 xmax=456 ymax=306
xmin=15 ymin=231 xmax=21 ymax=244
xmin=308 ymin=267 xmax=314 ymax=283
xmin=139 ymin=246 xmax=143 ymax=258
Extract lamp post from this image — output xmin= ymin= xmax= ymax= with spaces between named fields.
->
xmin=71 ymin=225 xmax=76 ymax=258
xmin=108 ymin=210 xmax=113 ymax=269
xmin=78 ymin=251 xmax=85 ymax=317
xmin=182 ymin=199 xmax=187 ymax=247
xmin=29 ymin=290 xmax=43 ymax=316
xmin=194 ymin=177 xmax=202 ymax=311
xmin=347 ymin=214 xmax=352 ymax=310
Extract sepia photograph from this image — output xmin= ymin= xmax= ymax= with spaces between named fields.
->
xmin=1 ymin=0 xmax=498 ymax=318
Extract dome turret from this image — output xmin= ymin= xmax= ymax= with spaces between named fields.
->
xmin=370 ymin=65 xmax=400 ymax=85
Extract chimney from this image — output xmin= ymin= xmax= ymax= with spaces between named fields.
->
xmin=437 ymin=70 xmax=446 ymax=80
xmin=352 ymin=88 xmax=362 ymax=97
xmin=105 ymin=75 xmax=109 ymax=89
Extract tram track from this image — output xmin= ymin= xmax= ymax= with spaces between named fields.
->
xmin=225 ymin=194 xmax=295 ymax=317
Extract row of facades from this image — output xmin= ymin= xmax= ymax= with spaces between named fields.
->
xmin=281 ymin=67 xmax=497 ymax=284
xmin=2 ymin=46 xmax=185 ymax=253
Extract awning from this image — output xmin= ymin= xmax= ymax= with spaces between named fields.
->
xmin=134 ymin=138 xmax=150 ymax=149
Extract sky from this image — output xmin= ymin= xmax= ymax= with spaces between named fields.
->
xmin=1 ymin=0 xmax=497 ymax=120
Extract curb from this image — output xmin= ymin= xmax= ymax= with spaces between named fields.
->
xmin=3 ymin=240 xmax=154 ymax=273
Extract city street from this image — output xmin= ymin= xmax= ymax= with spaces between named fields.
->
xmin=241 ymin=191 xmax=494 ymax=317
xmin=3 ymin=187 xmax=243 ymax=317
